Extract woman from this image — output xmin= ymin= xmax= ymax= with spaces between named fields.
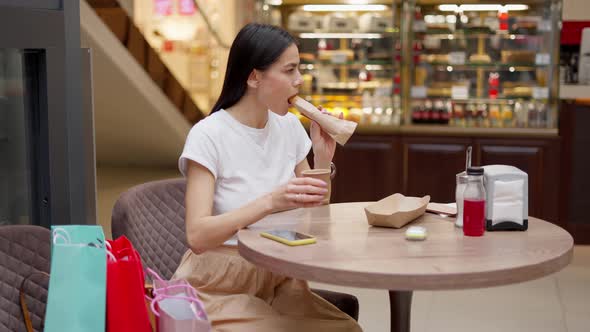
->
xmin=173 ymin=23 xmax=361 ymax=331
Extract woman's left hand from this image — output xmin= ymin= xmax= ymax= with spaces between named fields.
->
xmin=310 ymin=106 xmax=343 ymax=169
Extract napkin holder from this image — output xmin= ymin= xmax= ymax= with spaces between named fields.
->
xmin=482 ymin=165 xmax=528 ymax=231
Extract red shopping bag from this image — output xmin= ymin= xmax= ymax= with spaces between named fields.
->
xmin=147 ymin=269 xmax=211 ymax=332
xmin=106 ymin=236 xmax=152 ymax=332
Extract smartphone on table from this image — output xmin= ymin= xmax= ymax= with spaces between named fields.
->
xmin=260 ymin=230 xmax=316 ymax=246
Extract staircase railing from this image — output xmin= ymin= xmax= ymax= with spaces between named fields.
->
xmin=193 ymin=0 xmax=231 ymax=49
xmin=87 ymin=0 xmax=206 ymax=124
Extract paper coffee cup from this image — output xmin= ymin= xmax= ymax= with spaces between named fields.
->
xmin=301 ymin=169 xmax=331 ymax=205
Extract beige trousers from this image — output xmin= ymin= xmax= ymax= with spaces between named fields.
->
xmin=173 ymin=247 xmax=362 ymax=332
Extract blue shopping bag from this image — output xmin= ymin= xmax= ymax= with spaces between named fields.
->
xmin=44 ymin=225 xmax=107 ymax=332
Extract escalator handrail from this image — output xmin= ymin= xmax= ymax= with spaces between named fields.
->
xmin=193 ymin=0 xmax=230 ymax=49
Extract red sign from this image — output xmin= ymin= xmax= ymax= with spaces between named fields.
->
xmin=154 ymin=0 xmax=172 ymax=16
xmin=178 ymin=0 xmax=196 ymax=15
xmin=562 ymin=21 xmax=590 ymax=45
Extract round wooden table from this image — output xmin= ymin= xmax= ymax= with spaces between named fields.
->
xmin=237 ymin=202 xmax=574 ymax=332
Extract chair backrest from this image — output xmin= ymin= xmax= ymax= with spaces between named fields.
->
xmin=111 ymin=178 xmax=188 ymax=280
xmin=0 ymin=225 xmax=51 ymax=332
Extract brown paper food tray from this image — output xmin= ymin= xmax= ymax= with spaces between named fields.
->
xmin=365 ymin=193 xmax=431 ymax=228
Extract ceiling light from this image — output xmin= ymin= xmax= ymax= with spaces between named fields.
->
xmin=302 ymin=4 xmax=388 ymax=12
xmin=438 ymin=4 xmax=529 ymax=12
xmin=504 ymin=5 xmax=529 ymax=11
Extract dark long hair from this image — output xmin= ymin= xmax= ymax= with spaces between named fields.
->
xmin=210 ymin=23 xmax=296 ymax=114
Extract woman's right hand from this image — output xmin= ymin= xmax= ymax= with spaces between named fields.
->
xmin=268 ymin=177 xmax=328 ymax=213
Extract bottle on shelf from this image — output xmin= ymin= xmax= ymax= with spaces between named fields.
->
xmin=382 ymin=96 xmax=394 ymax=125
xmin=475 ymin=103 xmax=488 ymax=127
xmin=452 ymin=103 xmax=466 ymax=127
xmin=411 ymin=100 xmax=424 ymax=124
xmin=501 ymin=104 xmax=514 ymax=128
xmin=488 ymin=72 xmax=500 ymax=99
xmin=454 ymin=9 xmax=464 ymax=31
xmin=424 ymin=99 xmax=433 ymax=124
xmin=318 ymin=38 xmax=327 ymax=51
xmin=442 ymin=100 xmax=452 ymax=124
xmin=392 ymin=90 xmax=402 ymax=126
xmin=372 ymin=101 xmax=383 ymax=125
xmin=498 ymin=7 xmax=509 ymax=33
xmin=413 ymin=40 xmax=423 ymax=64
xmin=536 ymin=101 xmax=548 ymax=128
xmin=514 ymin=100 xmax=527 ymax=128
xmin=526 ymin=101 xmax=548 ymax=129
xmin=489 ymin=104 xmax=501 ymax=127
xmin=527 ymin=101 xmax=538 ymax=128
xmin=465 ymin=103 xmax=476 ymax=127
xmin=431 ymin=100 xmax=443 ymax=123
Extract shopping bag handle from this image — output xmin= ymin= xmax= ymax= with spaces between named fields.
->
xmin=19 ymin=271 xmax=50 ymax=332
xmin=103 ymin=241 xmax=118 ymax=262
xmin=149 ymin=293 xmax=208 ymax=320
xmin=52 ymin=227 xmax=71 ymax=244
xmin=146 ymin=268 xmax=197 ymax=297
xmin=146 ymin=267 xmax=165 ymax=282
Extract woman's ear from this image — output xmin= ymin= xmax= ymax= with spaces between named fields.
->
xmin=247 ymin=69 xmax=260 ymax=88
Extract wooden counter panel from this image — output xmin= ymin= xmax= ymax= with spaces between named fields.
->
xmin=331 ymin=136 xmax=400 ymax=203
xmin=401 ymin=137 xmax=471 ymax=203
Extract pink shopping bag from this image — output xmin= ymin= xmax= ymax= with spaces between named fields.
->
xmin=147 ymin=269 xmax=212 ymax=332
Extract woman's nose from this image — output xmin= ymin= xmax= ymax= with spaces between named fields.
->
xmin=293 ymin=71 xmax=303 ymax=87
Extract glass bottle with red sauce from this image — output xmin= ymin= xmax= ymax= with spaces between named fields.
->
xmin=463 ymin=167 xmax=486 ymax=236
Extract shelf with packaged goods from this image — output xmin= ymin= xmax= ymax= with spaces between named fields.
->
xmin=416 ymin=62 xmax=552 ymax=71
xmin=297 ymin=94 xmax=363 ymax=102
xmin=410 ymin=97 xmax=548 ymax=104
xmin=412 ymin=84 xmax=550 ymax=99
xmin=414 ymin=32 xmax=546 ymax=40
xmin=318 ymin=81 xmax=393 ymax=90
xmin=300 ymin=61 xmax=397 ymax=71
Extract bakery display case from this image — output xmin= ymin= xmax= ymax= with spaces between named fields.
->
xmin=403 ymin=0 xmax=561 ymax=129
xmin=257 ymin=0 xmax=402 ymax=127
xmin=258 ymin=0 xmax=561 ymax=132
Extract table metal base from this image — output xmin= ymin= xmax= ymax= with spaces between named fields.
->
xmin=389 ymin=290 xmax=413 ymax=332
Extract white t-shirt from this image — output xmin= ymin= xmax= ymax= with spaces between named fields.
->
xmin=178 ymin=109 xmax=312 ymax=246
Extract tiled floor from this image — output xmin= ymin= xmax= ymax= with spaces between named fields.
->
xmin=311 ymin=246 xmax=590 ymax=332
xmin=97 ymin=167 xmax=590 ymax=332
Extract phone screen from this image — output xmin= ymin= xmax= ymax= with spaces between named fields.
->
xmin=265 ymin=230 xmax=313 ymax=241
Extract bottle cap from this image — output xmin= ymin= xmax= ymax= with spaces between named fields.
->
xmin=467 ymin=166 xmax=484 ymax=176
